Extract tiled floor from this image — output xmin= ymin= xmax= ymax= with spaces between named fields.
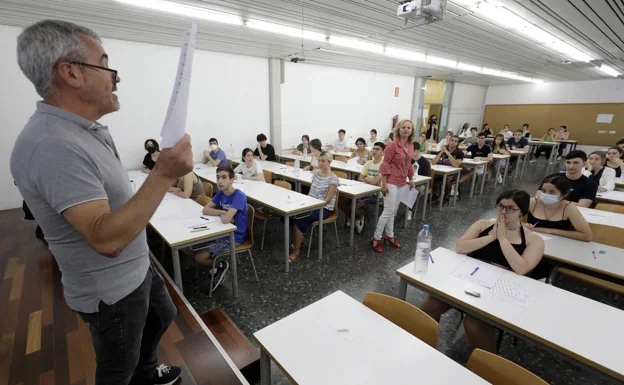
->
xmin=167 ymin=159 xmax=618 ymax=385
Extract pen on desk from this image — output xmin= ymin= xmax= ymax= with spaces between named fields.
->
xmin=200 ymin=216 xmax=211 ymax=221
xmin=592 ymin=250 xmax=596 ymax=259
xmin=190 ymin=228 xmax=210 ymax=233
xmin=193 ymin=226 xmax=207 ymax=230
xmin=429 ymin=254 xmax=434 ymax=264
xmin=470 ymin=267 xmax=479 ymax=276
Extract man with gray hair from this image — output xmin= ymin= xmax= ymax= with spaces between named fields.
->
xmin=10 ymin=20 xmax=193 ymax=385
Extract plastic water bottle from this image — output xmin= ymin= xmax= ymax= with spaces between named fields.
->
xmin=303 ymin=148 xmax=308 ymax=157
xmin=294 ymin=159 xmax=300 ymax=177
xmin=414 ymin=224 xmax=432 ymax=273
xmin=130 ymin=179 xmax=136 ymax=192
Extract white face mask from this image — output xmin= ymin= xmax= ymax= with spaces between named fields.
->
xmin=210 ymin=144 xmax=217 ymax=151
xmin=541 ymin=193 xmax=560 ymax=205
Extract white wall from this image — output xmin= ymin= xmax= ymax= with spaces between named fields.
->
xmin=447 ymin=82 xmax=487 ymax=134
xmin=0 ymin=24 xmax=269 ymax=210
xmin=280 ymin=63 xmax=415 ymax=149
xmin=485 ymin=79 xmax=624 ymax=105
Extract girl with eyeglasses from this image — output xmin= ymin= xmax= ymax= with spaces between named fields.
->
xmin=420 ymin=190 xmax=544 ymax=353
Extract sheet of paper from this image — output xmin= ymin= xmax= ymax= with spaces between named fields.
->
xmin=184 ymin=216 xmax=219 ymax=228
xmin=451 ymin=260 xmax=504 ymax=289
xmin=596 ymin=113 xmax=614 ymax=124
xmin=160 ymin=23 xmax=197 ymax=148
xmin=488 ymin=279 xmax=531 ymax=309
xmin=583 ymin=210 xmax=615 ymax=218
xmin=400 ymin=186 xmax=419 ymax=209
xmin=535 ymin=232 xmax=552 ymax=241
xmin=285 ymin=195 xmax=308 ymax=204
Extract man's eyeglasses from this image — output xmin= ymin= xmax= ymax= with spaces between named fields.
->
xmin=496 ymin=204 xmax=520 ymax=213
xmin=70 ymin=62 xmax=118 ymax=80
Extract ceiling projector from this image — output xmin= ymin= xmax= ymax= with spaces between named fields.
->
xmin=397 ymin=0 xmax=443 ymax=21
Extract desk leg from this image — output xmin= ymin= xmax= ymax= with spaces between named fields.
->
xmin=375 ymin=193 xmax=380 ymax=226
xmin=479 ymin=167 xmax=487 ymax=195
xmin=453 ymin=174 xmax=460 ymax=206
xmin=502 ymin=158 xmax=510 ymax=186
xmin=284 ymin=215 xmax=290 ymax=273
xmin=172 ymin=247 xmax=183 ymax=294
xmin=422 ymin=185 xmax=428 ymax=221
xmin=318 ymin=207 xmax=324 ymax=260
xmin=260 ymin=349 xmax=271 ymax=385
xmin=469 ymin=169 xmax=477 ymax=199
xmin=439 ymin=174 xmax=447 ymax=211
xmin=398 ymin=278 xmax=408 ymax=301
xmin=521 ymin=154 xmax=528 ymax=178
xmin=349 ymin=197 xmax=356 ymax=246
xmin=229 ymin=232 xmax=238 ymax=297
xmin=513 ymin=156 xmax=520 ymax=181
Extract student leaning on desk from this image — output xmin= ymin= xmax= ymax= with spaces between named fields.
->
xmin=421 ymin=190 xmax=544 ymax=353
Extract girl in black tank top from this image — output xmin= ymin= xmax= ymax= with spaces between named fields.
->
xmin=469 ymin=224 xmax=527 ymax=271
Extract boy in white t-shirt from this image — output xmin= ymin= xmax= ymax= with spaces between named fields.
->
xmin=234 ymin=148 xmax=264 ymax=181
xmin=332 ymin=129 xmax=347 ymax=150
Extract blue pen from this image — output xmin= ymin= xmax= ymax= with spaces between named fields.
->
xmin=470 ymin=267 xmax=479 ymax=276
xmin=429 ymin=254 xmax=434 ymax=264
xmin=592 ymin=250 xmax=596 ymax=259
xmin=533 ymin=220 xmax=539 ymax=227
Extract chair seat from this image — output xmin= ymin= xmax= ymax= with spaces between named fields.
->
xmin=215 ymin=239 xmax=253 ymax=257
xmin=312 ymin=213 xmax=338 ymax=225
xmin=558 ymin=268 xmax=624 ymax=295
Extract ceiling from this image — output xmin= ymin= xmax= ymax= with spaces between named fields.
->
xmin=0 ymin=0 xmax=622 ymax=86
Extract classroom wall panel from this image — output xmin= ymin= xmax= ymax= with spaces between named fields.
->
xmin=0 ymin=24 xmax=269 ymax=210
xmin=280 ymin=62 xmax=415 ymax=149
xmin=446 ymin=82 xmax=487 ymax=134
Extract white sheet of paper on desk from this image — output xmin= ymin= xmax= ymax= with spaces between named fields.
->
xmin=152 ymin=212 xmax=187 ymax=222
xmin=451 ymin=260 xmax=504 ymax=289
xmin=184 ymin=216 xmax=219 ymax=228
xmin=400 ymin=187 xmax=419 ymax=209
xmin=285 ymin=196 xmax=307 ymax=204
xmin=488 ymin=279 xmax=531 ymax=309
xmin=160 ymin=23 xmax=197 ymax=148
xmin=584 ymin=210 xmax=615 ymax=218
xmin=534 ymin=232 xmax=552 ymax=241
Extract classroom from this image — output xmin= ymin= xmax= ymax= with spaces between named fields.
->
xmin=2 ymin=1 xmax=624 ymax=384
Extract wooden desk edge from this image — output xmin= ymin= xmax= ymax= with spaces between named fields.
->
xmin=395 ymin=270 xmax=624 ymax=382
xmin=543 ymin=253 xmax=624 ymax=282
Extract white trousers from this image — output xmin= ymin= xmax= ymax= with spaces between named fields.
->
xmin=373 ymin=184 xmax=406 ymax=240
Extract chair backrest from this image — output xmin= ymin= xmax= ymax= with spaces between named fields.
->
xmin=274 ymin=180 xmax=292 ymax=190
xmin=362 ymin=292 xmax=438 ymax=348
xmin=227 ymin=159 xmax=233 ymax=169
xmin=245 ymin=204 xmax=255 ymax=245
xmin=263 ymin=170 xmax=273 ymax=184
xmin=428 ymin=170 xmax=436 ymax=193
xmin=202 ymin=182 xmax=213 ymax=197
xmin=326 ymin=191 xmax=340 ymax=220
xmin=466 ymin=349 xmax=548 ymax=385
xmin=588 ymin=223 xmax=624 ymax=248
xmin=334 ymin=170 xmax=349 ymax=180
xmin=275 ymin=154 xmax=281 ymax=163
xmin=595 ymin=203 xmax=624 ymax=215
xmin=286 ymin=161 xmax=295 ymax=167
xmin=196 ymin=195 xmax=211 ymax=207
xmin=334 ymin=155 xmax=349 ymax=163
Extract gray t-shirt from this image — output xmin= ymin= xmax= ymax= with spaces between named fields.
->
xmin=10 ymin=102 xmax=149 ymax=313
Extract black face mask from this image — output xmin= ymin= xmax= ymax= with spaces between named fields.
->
xmin=146 ymin=146 xmax=156 ymax=154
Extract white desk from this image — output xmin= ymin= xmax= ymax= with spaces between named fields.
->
xmin=279 ymin=153 xmax=363 ymax=178
xmin=596 ymin=190 xmax=624 ymax=205
xmin=526 ymin=141 xmax=559 ymax=177
xmin=578 ymin=206 xmax=624 ymax=230
xmin=492 ymin=154 xmax=511 ymax=188
xmin=397 ymin=248 xmax=624 ymax=383
xmin=460 ymin=159 xmax=490 ymax=198
xmin=329 ymin=150 xmax=353 ymax=158
xmin=430 ymin=165 xmax=462 ymax=210
xmin=557 ymin=139 xmax=578 ymax=155
xmin=127 ymin=170 xmax=238 ymax=296
xmin=195 ymin=164 xmax=326 ymax=272
xmin=254 ymin=291 xmax=489 ymax=385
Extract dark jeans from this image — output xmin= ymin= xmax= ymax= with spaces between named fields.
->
xmin=558 ymin=143 xmax=567 ymax=156
xmin=78 ymin=264 xmax=176 ymax=385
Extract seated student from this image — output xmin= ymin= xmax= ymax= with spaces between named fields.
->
xmin=352 ymin=137 xmax=372 ymax=165
xmin=462 ymin=127 xmax=479 ymax=146
xmin=583 ymin=151 xmax=616 ymax=192
xmin=458 ymin=123 xmax=470 ymax=138
xmin=194 ymin=166 xmax=248 ymax=290
xmin=617 ymin=138 xmax=624 ymax=159
xmin=203 ymin=138 xmax=228 ymax=167
xmin=406 ymin=141 xmax=432 ymax=220
xmin=293 ymin=135 xmax=310 ymax=155
xmin=506 ymin=129 xmax=529 ymax=174
xmin=421 ymin=190 xmax=544 ymax=352
xmin=532 ymin=127 xmax=557 ymax=163
xmin=481 ymin=123 xmax=492 ymax=136
xmin=141 ymin=138 xmax=160 ymax=174
xmin=556 ymin=125 xmax=570 ymax=158
xmin=303 ymin=138 xmax=323 ymax=171
xmin=235 ymin=148 xmax=264 ymax=181
xmin=524 ymin=175 xmax=592 ymax=241
xmin=499 ymin=124 xmax=513 ymax=141
xmin=459 ymin=133 xmax=493 ymax=184
xmin=490 ymin=134 xmax=510 ymax=184
xmin=169 ymin=171 xmax=205 ymax=201
xmin=417 ymin=132 xmax=429 ymax=153
xmin=340 ymin=142 xmax=385 ymax=233
xmin=386 ymin=132 xmax=394 ymax=144
xmin=254 ymin=133 xmax=276 ymax=161
xmin=437 ymin=131 xmax=453 ymax=148
xmin=537 ymin=150 xmax=598 ymax=208
xmin=606 ymin=147 xmax=624 ymax=178
xmin=522 ymin=123 xmax=531 ymax=139
xmin=332 ymin=129 xmax=347 ymax=151
xmin=432 ymin=135 xmax=463 ymax=206
xmin=369 ymin=129 xmax=378 ymax=144
xmin=289 ymin=151 xmax=339 ymax=263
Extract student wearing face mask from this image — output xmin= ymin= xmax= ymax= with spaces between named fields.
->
xmin=203 ymin=138 xmax=228 ymax=167
xmin=524 ymin=175 xmax=592 ymax=241
xmin=141 ymin=139 xmax=160 ymax=174
xmin=583 ymin=151 xmax=615 ymax=192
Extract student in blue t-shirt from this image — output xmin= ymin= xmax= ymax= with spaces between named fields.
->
xmin=506 ymin=129 xmax=529 ymax=174
xmin=203 ymin=137 xmax=228 ymax=167
xmin=194 ymin=166 xmax=247 ymax=290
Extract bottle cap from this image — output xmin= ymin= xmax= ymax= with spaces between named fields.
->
xmin=423 ymin=224 xmax=429 ymax=230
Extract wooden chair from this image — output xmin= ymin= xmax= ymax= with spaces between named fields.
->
xmin=255 ymin=180 xmax=292 ymax=250
xmin=334 ymin=155 xmax=349 ymax=163
xmin=274 ymin=154 xmax=281 ymax=163
xmin=306 ymin=192 xmax=340 ymax=259
xmin=211 ymin=204 xmax=258 ymax=298
xmin=466 ymin=349 xmax=548 ymax=385
xmin=197 ymin=195 xmax=210 ymax=207
xmin=202 ymin=182 xmax=213 ymax=198
xmin=595 ymin=203 xmax=624 ymax=215
xmin=286 ymin=161 xmax=295 ymax=167
xmin=227 ymin=159 xmax=233 ymax=169
xmin=263 ymin=170 xmax=272 ymax=184
xmin=363 ymin=292 xmax=438 ymax=348
xmin=333 ymin=170 xmax=348 ymax=180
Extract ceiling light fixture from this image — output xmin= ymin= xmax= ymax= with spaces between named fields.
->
xmin=328 ymin=36 xmax=384 ymax=54
xmin=385 ymin=47 xmax=426 ymax=62
xmin=113 ymin=0 xmax=243 ymax=25
xmin=598 ymin=65 xmax=620 ymax=77
xmin=480 ymin=67 xmax=501 ymax=76
xmin=246 ymin=20 xmax=326 ymax=42
xmin=457 ymin=62 xmax=482 ymax=72
xmin=425 ymin=55 xmax=457 ymax=68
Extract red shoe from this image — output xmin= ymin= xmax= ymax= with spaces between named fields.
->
xmin=371 ymin=237 xmax=383 ymax=253
xmin=383 ymin=235 xmax=400 ymax=248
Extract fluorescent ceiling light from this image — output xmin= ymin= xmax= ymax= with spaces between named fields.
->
xmin=317 ymin=48 xmax=354 ymax=56
xmin=246 ymin=20 xmax=326 ymax=42
xmin=425 ymin=55 xmax=457 ymax=68
xmin=500 ymin=71 xmax=520 ymax=79
xmin=385 ymin=47 xmax=425 ymax=62
xmin=328 ymin=36 xmax=384 ymax=54
xmin=457 ymin=62 xmax=482 ymax=72
xmin=113 ymin=0 xmax=242 ymax=24
xmin=480 ymin=67 xmax=501 ymax=76
xmin=530 ymin=78 xmax=545 ymax=84
xmin=598 ymin=65 xmax=621 ymax=77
